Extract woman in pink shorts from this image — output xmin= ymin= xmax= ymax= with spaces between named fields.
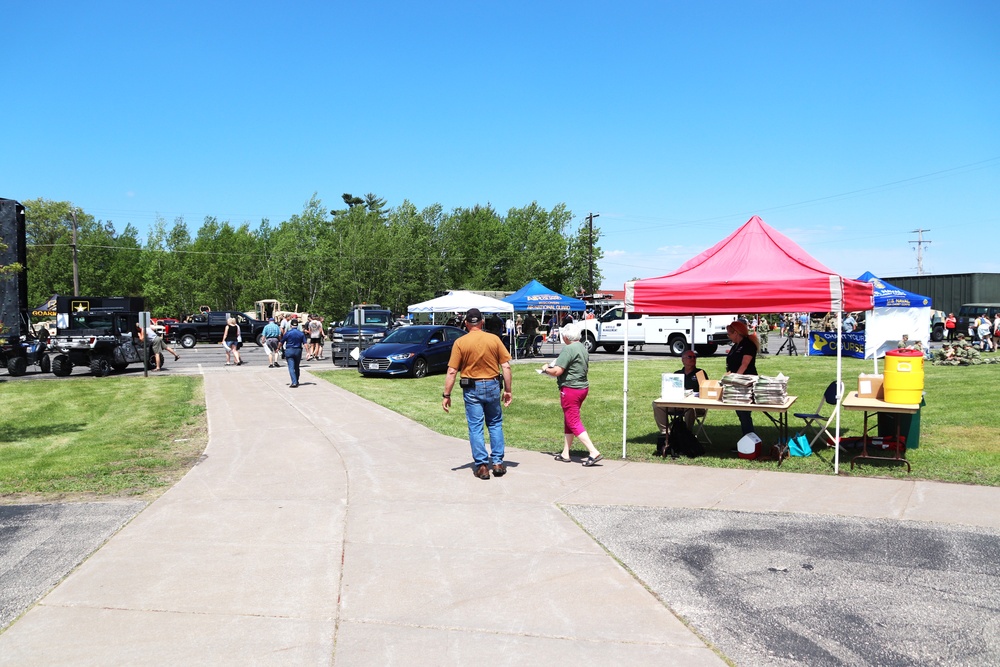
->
xmin=540 ymin=323 xmax=603 ymax=466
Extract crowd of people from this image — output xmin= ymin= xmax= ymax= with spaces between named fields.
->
xmin=215 ymin=313 xmax=328 ymax=388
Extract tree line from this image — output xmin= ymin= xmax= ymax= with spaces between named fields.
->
xmin=20 ymin=194 xmax=604 ymax=319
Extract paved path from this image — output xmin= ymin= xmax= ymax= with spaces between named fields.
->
xmin=1 ymin=365 xmax=998 ymax=665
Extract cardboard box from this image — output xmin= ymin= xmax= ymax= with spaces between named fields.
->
xmin=858 ymin=373 xmax=884 ymax=399
xmin=699 ymin=379 xmax=723 ymax=401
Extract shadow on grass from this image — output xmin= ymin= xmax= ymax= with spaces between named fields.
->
xmin=0 ymin=422 xmax=85 ymax=443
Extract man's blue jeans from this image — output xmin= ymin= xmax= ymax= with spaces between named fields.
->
xmin=286 ymin=351 xmax=302 ymax=385
xmin=462 ymin=379 xmax=505 ymax=466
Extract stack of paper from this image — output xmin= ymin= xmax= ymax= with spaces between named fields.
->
xmin=721 ymin=373 xmax=756 ymax=404
xmin=754 ymin=374 xmax=788 ymax=404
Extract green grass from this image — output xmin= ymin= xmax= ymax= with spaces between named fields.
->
xmin=315 ymin=354 xmax=1000 ymax=486
xmin=0 ymin=376 xmax=207 ymax=501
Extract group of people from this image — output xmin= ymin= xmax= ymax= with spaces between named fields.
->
xmin=944 ymin=311 xmax=1000 ymax=351
xmin=442 ymin=309 xmax=602 ymax=481
xmin=222 ymin=316 xmax=310 ymax=387
xmin=441 ymin=309 xmax=768 ymax=478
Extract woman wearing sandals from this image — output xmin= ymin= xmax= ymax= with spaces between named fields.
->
xmin=540 ymin=323 xmax=602 ymax=466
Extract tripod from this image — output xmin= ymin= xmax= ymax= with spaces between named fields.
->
xmin=776 ymin=334 xmax=799 ymax=356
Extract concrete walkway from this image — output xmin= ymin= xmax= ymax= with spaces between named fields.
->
xmin=1 ymin=366 xmax=998 ymax=665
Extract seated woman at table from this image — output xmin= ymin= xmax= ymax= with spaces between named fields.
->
xmin=726 ymin=320 xmax=758 ymax=437
xmin=652 ymin=350 xmax=707 ymax=451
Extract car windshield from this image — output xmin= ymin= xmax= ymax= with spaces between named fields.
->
xmin=382 ymin=328 xmax=430 ymax=345
xmin=342 ymin=311 xmax=391 ymax=327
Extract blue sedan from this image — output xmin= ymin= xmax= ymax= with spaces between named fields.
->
xmin=358 ymin=325 xmax=466 ymax=378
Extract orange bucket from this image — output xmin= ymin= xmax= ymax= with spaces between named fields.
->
xmin=883 ymin=349 xmax=924 ymax=404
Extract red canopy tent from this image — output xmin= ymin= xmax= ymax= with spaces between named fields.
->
xmin=621 ymin=216 xmax=874 ymax=473
xmin=626 ymin=215 xmax=874 ymax=314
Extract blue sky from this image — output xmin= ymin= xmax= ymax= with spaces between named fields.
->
xmin=3 ymin=1 xmax=998 ymax=290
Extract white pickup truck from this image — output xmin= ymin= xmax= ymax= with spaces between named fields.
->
xmin=580 ymin=305 xmax=735 ymax=356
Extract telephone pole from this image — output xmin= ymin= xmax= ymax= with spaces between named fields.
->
xmin=70 ymin=208 xmax=80 ymax=296
xmin=909 ymin=228 xmax=931 ymax=275
xmin=586 ymin=212 xmax=599 ymax=295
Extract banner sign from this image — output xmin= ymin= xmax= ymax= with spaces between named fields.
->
xmin=809 ymin=331 xmax=866 ymax=359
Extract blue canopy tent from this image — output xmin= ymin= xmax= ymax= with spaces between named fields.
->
xmin=503 ymin=280 xmax=585 ymax=312
xmin=857 ymin=271 xmax=932 ymax=362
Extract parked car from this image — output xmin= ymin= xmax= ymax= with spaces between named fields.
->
xmin=358 ymin=325 xmax=465 ymax=378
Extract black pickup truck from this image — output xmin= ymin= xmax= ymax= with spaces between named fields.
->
xmin=167 ymin=311 xmax=268 ymax=349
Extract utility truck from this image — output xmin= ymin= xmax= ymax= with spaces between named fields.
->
xmin=580 ymin=305 xmax=735 ymax=356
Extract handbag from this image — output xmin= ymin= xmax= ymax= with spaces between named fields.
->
xmin=787 ymin=434 xmax=813 ymax=457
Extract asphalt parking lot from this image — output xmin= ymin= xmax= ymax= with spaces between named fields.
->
xmin=568 ymin=505 xmax=1000 ymax=666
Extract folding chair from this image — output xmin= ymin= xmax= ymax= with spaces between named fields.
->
xmin=793 ymin=381 xmax=842 ymax=449
xmin=692 ymin=409 xmax=712 ymax=445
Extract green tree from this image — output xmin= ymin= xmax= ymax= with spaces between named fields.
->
xmin=502 ymin=202 xmax=573 ymax=292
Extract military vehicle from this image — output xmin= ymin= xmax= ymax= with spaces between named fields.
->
xmin=47 ymin=296 xmax=155 ymax=376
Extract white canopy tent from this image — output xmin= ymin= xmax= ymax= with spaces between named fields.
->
xmin=408 ymin=291 xmax=514 ymax=317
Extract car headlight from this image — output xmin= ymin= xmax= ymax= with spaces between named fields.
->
xmin=388 ymin=352 xmax=415 ymax=361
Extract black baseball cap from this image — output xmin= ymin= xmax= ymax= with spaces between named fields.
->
xmin=465 ymin=308 xmax=482 ymax=324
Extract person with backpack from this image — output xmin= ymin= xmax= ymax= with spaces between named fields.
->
xmin=652 ymin=350 xmax=707 ymax=456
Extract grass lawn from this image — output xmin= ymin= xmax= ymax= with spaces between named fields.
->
xmin=315 ymin=353 xmax=1000 ymax=486
xmin=0 ymin=376 xmax=207 ymax=502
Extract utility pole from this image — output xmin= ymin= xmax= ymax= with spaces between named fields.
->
xmin=586 ymin=212 xmax=599 ymax=295
xmin=909 ymin=228 xmax=931 ymax=275
xmin=70 ymin=208 xmax=80 ymax=296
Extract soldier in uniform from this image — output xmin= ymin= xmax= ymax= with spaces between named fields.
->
xmin=756 ymin=317 xmax=770 ymax=354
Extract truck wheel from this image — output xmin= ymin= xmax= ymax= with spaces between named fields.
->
xmin=90 ymin=356 xmax=112 ymax=377
xmin=180 ymin=333 xmax=197 ymax=349
xmin=582 ymin=332 xmax=597 ymax=354
xmin=669 ymin=336 xmax=687 ymax=356
xmin=52 ymin=355 xmax=73 ymax=376
xmin=695 ymin=344 xmax=719 ymax=356
xmin=7 ymin=356 xmax=27 ymax=376
xmin=602 ymin=344 xmax=621 ymax=353
xmin=930 ymin=325 xmax=944 ymax=343
xmin=145 ymin=353 xmax=160 ymax=370
xmin=40 ymin=355 xmax=51 ymax=374
xmin=410 ymin=357 xmax=429 ymax=378
xmin=112 ymin=361 xmax=129 ymax=372
xmin=257 ymin=333 xmax=266 ymax=347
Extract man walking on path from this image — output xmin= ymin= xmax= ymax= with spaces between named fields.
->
xmin=442 ymin=308 xmax=513 ymax=480
xmin=262 ymin=317 xmax=282 ymax=367
xmin=280 ymin=319 xmax=307 ymax=387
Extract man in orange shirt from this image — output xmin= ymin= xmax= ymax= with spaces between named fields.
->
xmin=443 ymin=308 xmax=513 ymax=480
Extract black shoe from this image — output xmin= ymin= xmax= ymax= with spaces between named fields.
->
xmin=492 ymin=463 xmax=507 ymax=477
xmin=474 ymin=464 xmax=490 ymax=480
xmin=290 ymin=383 xmax=298 ymax=388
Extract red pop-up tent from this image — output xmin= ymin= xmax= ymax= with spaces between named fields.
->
xmin=626 ymin=216 xmax=874 ymax=314
xmin=622 ymin=216 xmax=874 ymax=473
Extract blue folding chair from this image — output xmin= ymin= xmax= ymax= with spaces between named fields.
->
xmin=793 ymin=381 xmax=842 ymax=449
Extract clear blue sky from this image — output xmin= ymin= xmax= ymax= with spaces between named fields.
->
xmin=4 ymin=1 xmax=998 ymax=290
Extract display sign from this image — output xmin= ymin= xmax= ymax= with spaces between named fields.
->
xmin=809 ymin=331 xmax=866 ymax=359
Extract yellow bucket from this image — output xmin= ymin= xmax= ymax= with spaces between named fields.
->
xmin=883 ymin=349 xmax=924 ymax=404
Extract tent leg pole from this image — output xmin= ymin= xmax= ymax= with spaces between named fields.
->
xmin=622 ymin=315 xmax=629 ymax=459
xmin=835 ymin=305 xmax=843 ymax=475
